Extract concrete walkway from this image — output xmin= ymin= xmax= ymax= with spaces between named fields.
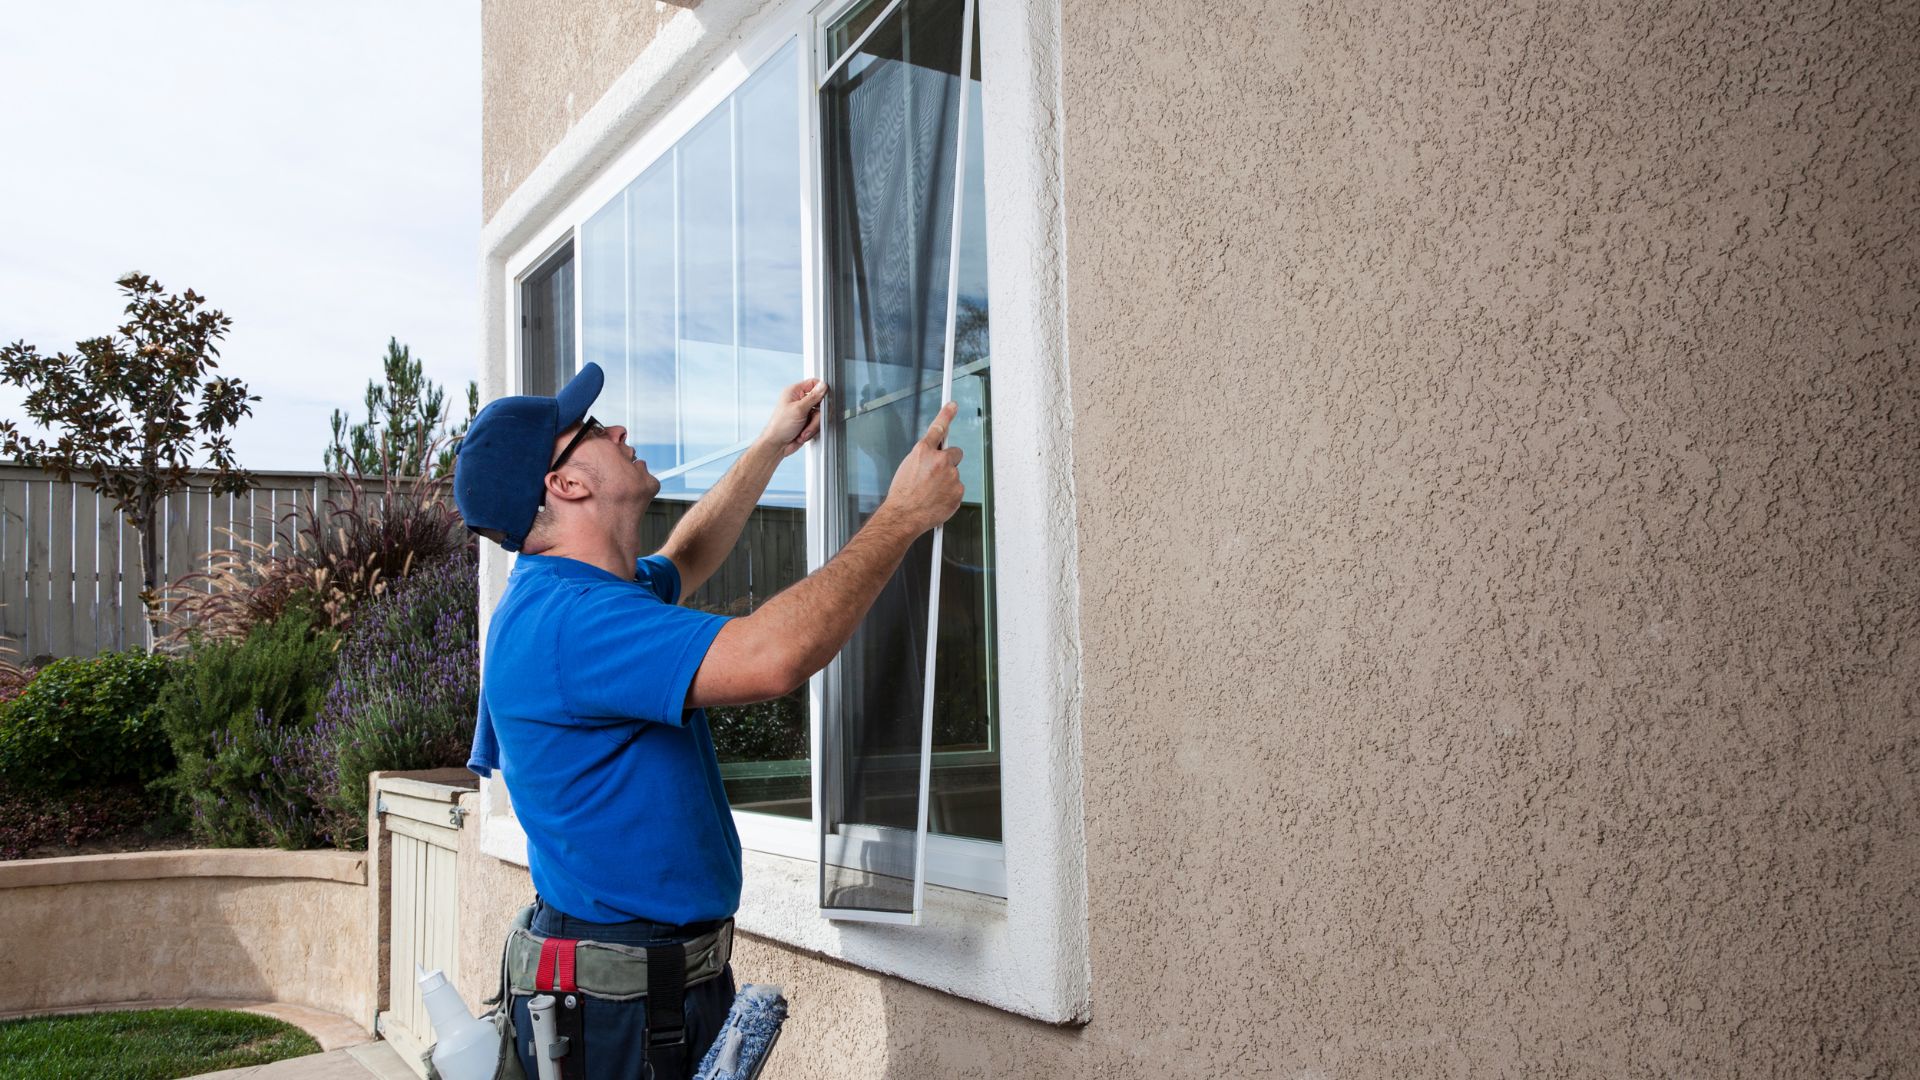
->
xmin=187 ymin=1041 xmax=413 ymax=1080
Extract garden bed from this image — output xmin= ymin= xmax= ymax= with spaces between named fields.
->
xmin=0 ymin=781 xmax=191 ymax=861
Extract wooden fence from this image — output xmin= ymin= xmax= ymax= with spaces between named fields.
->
xmin=0 ymin=465 xmax=343 ymax=660
xmin=643 ymin=499 xmax=807 ymax=616
xmin=0 ymin=463 xmax=818 ymax=661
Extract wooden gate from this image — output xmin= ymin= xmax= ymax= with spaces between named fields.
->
xmin=376 ymin=772 xmax=472 ymax=1078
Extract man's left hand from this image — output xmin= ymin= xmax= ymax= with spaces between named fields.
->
xmin=760 ymin=379 xmax=828 ymax=458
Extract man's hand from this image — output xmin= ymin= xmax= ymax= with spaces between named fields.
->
xmin=882 ymin=401 xmax=965 ymax=532
xmin=690 ymin=399 xmax=969 ymax=709
xmin=759 ymin=379 xmax=828 ymax=458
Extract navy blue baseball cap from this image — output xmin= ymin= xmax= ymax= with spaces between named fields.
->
xmin=454 ymin=363 xmax=604 ymax=551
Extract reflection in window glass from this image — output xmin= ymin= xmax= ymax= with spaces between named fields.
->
xmin=579 ymin=40 xmax=809 ymax=820
xmin=678 ymin=105 xmax=737 ymax=475
xmin=582 ymin=202 xmax=626 ymax=418
xmin=629 ymin=162 xmax=678 ymax=481
xmin=821 ymin=0 xmax=996 ymax=917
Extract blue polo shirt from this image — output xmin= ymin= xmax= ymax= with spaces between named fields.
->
xmin=468 ymin=552 xmax=739 ymax=925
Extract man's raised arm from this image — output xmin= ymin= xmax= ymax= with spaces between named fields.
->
xmin=656 ymin=379 xmax=827 ymax=596
xmin=687 ymin=401 xmax=963 ymax=707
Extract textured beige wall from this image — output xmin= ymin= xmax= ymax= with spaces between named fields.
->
xmin=1048 ymin=0 xmax=1919 ymax=1075
xmin=482 ymin=0 xmax=683 ymax=220
xmin=472 ymin=0 xmax=1918 ymax=1074
xmin=452 ymin=792 xmax=531 ymax=1014
xmin=0 ymin=852 xmax=371 ymax=1023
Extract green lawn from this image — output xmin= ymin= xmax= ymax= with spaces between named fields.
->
xmin=0 ymin=1007 xmax=322 ymax=1079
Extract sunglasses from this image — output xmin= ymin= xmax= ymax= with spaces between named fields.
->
xmin=549 ymin=416 xmax=606 ymax=472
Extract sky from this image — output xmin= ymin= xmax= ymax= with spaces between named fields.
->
xmin=0 ymin=1 xmax=480 ymax=472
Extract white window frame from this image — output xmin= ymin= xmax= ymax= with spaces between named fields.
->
xmin=475 ymin=0 xmax=1084 ymax=1022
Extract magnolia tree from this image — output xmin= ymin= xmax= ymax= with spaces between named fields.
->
xmin=0 ymin=273 xmax=257 ymax=645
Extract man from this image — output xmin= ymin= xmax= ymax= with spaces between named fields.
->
xmin=453 ymin=361 xmax=962 ymax=1080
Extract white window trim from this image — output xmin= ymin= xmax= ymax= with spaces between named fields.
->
xmin=475 ymin=0 xmax=1085 ymax=1023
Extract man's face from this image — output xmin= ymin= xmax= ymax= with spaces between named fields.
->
xmin=551 ymin=418 xmax=660 ymax=506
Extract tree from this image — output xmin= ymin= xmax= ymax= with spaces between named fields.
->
xmin=324 ymin=338 xmax=477 ymax=479
xmin=0 ymin=272 xmax=257 ymax=645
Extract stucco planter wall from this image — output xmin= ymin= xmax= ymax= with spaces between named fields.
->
xmin=0 ymin=849 xmax=371 ymax=1025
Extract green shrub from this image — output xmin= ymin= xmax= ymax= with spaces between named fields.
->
xmin=710 ymin=692 xmax=806 ymax=764
xmin=0 ymin=651 xmax=175 ymax=793
xmin=292 ymin=550 xmax=478 ymax=849
xmin=160 ymin=601 xmax=339 ymax=847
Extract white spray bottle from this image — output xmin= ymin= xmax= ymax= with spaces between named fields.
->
xmin=417 ymin=964 xmax=498 ymax=1080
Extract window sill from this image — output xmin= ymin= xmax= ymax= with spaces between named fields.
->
xmin=736 ymin=848 xmax=1034 ymax=1010
xmin=735 ymin=809 xmax=1008 ymax=897
xmin=477 ymin=788 xmax=1077 ymax=1022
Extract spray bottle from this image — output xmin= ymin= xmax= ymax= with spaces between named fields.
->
xmin=417 ymin=964 xmax=498 ymax=1080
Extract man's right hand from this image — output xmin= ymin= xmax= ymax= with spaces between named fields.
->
xmin=690 ymin=401 xmax=967 ymax=709
xmin=883 ymin=400 xmax=965 ymax=532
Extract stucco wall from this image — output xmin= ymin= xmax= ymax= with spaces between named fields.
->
xmin=0 ymin=851 xmax=371 ymax=1024
xmin=1048 ymin=0 xmax=1919 ymax=1075
xmin=471 ymin=0 xmax=1919 ymax=1074
xmin=482 ymin=0 xmax=683 ymax=221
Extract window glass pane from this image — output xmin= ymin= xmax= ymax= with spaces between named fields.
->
xmin=677 ymin=105 xmax=738 ymax=483
xmin=629 ymin=161 xmax=678 ymax=477
xmin=639 ymin=458 xmax=810 ymax=819
xmin=821 ymin=0 xmax=985 ymax=914
xmin=520 ymin=244 xmax=575 ymax=396
xmin=573 ymin=40 xmax=809 ymax=821
xmin=582 ymin=195 xmax=627 ymax=422
xmin=739 ymin=47 xmax=807 ymax=504
xmin=824 ymin=0 xmax=895 ymax=70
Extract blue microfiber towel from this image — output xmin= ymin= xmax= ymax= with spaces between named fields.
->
xmin=693 ymin=983 xmax=788 ymax=1080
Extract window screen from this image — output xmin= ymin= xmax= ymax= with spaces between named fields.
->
xmin=819 ymin=0 xmax=995 ymax=922
xmin=521 ymin=242 xmax=575 ymax=397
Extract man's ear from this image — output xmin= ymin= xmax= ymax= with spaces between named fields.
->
xmin=543 ymin=468 xmax=591 ymax=504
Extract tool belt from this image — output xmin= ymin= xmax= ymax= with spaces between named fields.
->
xmin=472 ymin=905 xmax=733 ymax=1080
xmin=503 ymin=920 xmax=733 ymax=1001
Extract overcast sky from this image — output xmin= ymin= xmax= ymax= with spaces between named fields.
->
xmin=0 ymin=1 xmax=480 ymax=472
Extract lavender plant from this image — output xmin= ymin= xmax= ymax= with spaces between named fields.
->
xmin=292 ymin=550 xmax=478 ymax=849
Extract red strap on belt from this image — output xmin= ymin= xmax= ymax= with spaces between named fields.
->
xmin=536 ymin=937 xmax=578 ymax=992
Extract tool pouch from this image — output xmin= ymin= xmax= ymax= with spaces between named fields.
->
xmin=487 ymin=905 xmax=732 ymax=1080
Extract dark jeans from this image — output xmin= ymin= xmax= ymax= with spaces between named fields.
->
xmin=511 ymin=898 xmax=736 ymax=1080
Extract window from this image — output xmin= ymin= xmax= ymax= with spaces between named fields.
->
xmin=519 ymin=241 xmax=576 ymax=397
xmin=484 ymin=0 xmax=1086 ymax=1021
xmin=578 ymin=42 xmax=813 ymax=827
xmin=552 ymin=0 xmax=998 ymax=915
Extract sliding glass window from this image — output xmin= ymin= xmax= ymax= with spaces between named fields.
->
xmin=579 ymin=41 xmax=811 ymax=820
xmin=538 ymin=9 xmax=1001 ymax=911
